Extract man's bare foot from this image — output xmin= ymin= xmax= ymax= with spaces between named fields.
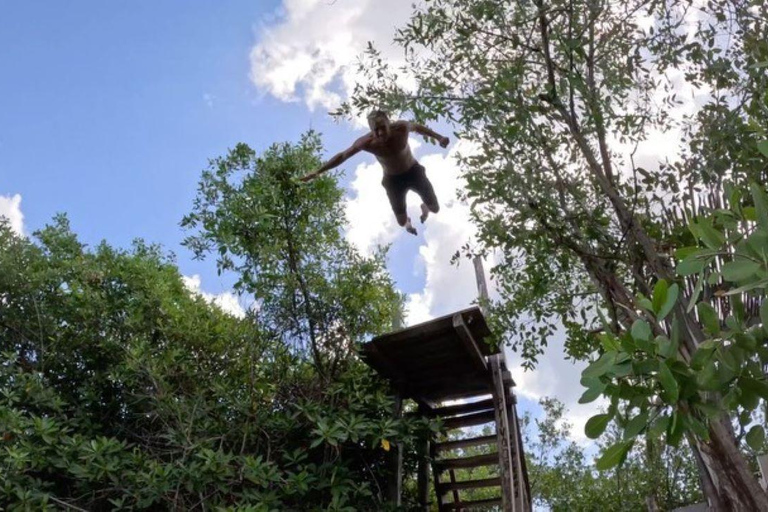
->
xmin=405 ymin=218 xmax=417 ymax=235
xmin=420 ymin=203 xmax=430 ymax=223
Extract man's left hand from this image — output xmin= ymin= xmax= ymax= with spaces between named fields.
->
xmin=439 ymin=136 xmax=450 ymax=148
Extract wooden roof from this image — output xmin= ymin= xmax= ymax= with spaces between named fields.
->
xmin=360 ymin=307 xmax=499 ymax=405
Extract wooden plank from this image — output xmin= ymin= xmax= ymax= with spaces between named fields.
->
xmin=442 ymin=410 xmax=496 ymax=430
xmin=445 ymin=498 xmax=503 ymax=510
xmin=490 ymin=354 xmax=515 ymax=511
xmin=448 ymin=469 xmax=461 ymax=507
xmin=419 ymin=384 xmax=493 ymax=404
xmin=506 ymin=388 xmax=530 ymax=512
xmin=439 ymin=476 xmax=502 ymax=493
xmin=387 ymin=392 xmax=403 ymax=505
xmin=430 ymin=440 xmax=445 ymax=511
xmin=427 ymin=398 xmax=495 ymax=418
xmin=434 ymin=453 xmax=498 ymax=471
xmin=434 ymin=435 xmax=497 ymax=454
xmin=453 ymin=313 xmax=487 ymax=373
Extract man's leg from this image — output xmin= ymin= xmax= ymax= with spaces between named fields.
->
xmin=384 ymin=176 xmax=417 ymax=235
xmin=412 ymin=165 xmax=440 ymax=223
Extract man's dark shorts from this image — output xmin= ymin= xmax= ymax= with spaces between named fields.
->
xmin=381 ymin=162 xmax=438 ymax=216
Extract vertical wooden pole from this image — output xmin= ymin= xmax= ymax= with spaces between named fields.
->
xmin=472 ymin=255 xmax=490 ymax=308
xmin=490 ymin=354 xmax=515 ymax=511
xmin=417 ymin=406 xmax=431 ymax=511
xmin=387 ymin=392 xmax=404 ymax=505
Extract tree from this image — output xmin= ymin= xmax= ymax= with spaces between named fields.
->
xmin=339 ymin=0 xmax=768 ymax=508
xmin=524 ymin=398 xmax=702 ymax=511
xmin=0 ymin=135 xmax=428 ymax=510
xmin=182 ymin=132 xmax=403 ymax=380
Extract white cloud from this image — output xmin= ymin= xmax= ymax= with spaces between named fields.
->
xmin=509 ymin=332 xmax=605 ymax=445
xmin=0 ymin=194 xmax=24 ymax=236
xmin=250 ymin=0 xmax=417 ymax=112
xmin=182 ymin=274 xmax=247 ymax=318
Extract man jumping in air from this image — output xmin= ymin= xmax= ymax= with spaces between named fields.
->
xmin=300 ymin=110 xmax=449 ymax=235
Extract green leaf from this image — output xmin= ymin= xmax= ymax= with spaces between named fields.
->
xmin=652 ymin=279 xmax=668 ymax=314
xmin=746 ymin=425 xmax=765 ymax=451
xmin=758 ymin=141 xmax=768 ymax=158
xmin=579 ymin=382 xmax=606 ymax=404
xmin=585 ymin=413 xmax=612 ymax=439
xmin=582 ymin=351 xmax=617 ymax=379
xmin=631 ymin=320 xmax=651 ymax=342
xmin=658 ymin=362 xmax=679 ymax=403
xmin=696 ymin=219 xmax=725 ymax=250
xmin=658 ymin=284 xmax=679 ymax=321
xmin=761 ymin=300 xmax=768 ymax=335
xmin=751 ymin=182 xmax=768 ymax=228
xmin=721 ymin=259 xmax=761 ymax=282
xmin=739 ymin=377 xmax=768 ymax=401
xmin=648 ymin=414 xmax=670 ymax=438
xmin=624 ymin=411 xmax=649 ymax=439
xmin=656 ymin=335 xmax=677 ymax=359
xmin=697 ymin=302 xmax=720 ymax=335
xmin=677 ymin=254 xmax=710 ymax=276
xmin=684 ymin=415 xmax=710 ymax=441
xmin=687 ymin=276 xmax=704 ymax=313
xmin=595 ymin=440 xmax=634 ymax=470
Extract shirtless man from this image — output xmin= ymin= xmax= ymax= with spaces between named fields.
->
xmin=300 ymin=110 xmax=449 ymax=235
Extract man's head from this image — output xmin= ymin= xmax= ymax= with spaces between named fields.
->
xmin=367 ymin=110 xmax=390 ymax=139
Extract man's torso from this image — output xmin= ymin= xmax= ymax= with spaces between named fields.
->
xmin=359 ymin=121 xmax=417 ymax=175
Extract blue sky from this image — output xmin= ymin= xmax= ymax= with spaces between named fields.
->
xmin=1 ymin=1 xmax=597 ymax=444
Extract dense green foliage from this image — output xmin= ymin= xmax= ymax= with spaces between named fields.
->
xmin=581 ymin=184 xmax=768 ymax=467
xmin=0 ymin=136 xmax=431 ymax=510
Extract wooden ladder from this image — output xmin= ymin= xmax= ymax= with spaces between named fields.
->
xmin=424 ymin=355 xmax=529 ymax=511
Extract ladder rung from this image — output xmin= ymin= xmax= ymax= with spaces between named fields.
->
xmin=435 ymin=435 xmax=496 ymax=453
xmin=428 ymin=398 xmax=495 ymax=418
xmin=438 ymin=477 xmax=501 ymax=493
xmin=435 ymin=453 xmax=498 ymax=471
xmin=442 ymin=410 xmax=496 ymax=429
xmin=445 ymin=498 xmax=503 ymax=510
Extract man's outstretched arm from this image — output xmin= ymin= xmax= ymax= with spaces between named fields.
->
xmin=409 ymin=122 xmax=449 ymax=148
xmin=300 ymin=139 xmax=365 ymax=182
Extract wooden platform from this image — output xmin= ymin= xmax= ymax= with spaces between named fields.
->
xmin=360 ymin=307 xmax=498 ymax=406
xmin=360 ymin=306 xmax=531 ymax=511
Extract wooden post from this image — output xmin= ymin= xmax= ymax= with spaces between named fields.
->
xmin=417 ymin=406 xmax=431 ymax=511
xmin=490 ymin=354 xmax=515 ymax=511
xmin=387 ymin=392 xmax=404 ymax=505
xmin=472 ymin=255 xmax=489 ymax=307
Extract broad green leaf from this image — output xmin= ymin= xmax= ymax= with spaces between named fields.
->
xmin=624 ymin=411 xmax=649 ymax=439
xmin=631 ymin=319 xmax=651 ymax=342
xmin=751 ymin=182 xmax=768 ymax=228
xmin=656 ymin=335 xmax=677 ymax=359
xmin=579 ymin=382 xmax=606 ymax=404
xmin=648 ymin=414 xmax=670 ymax=438
xmin=582 ymin=351 xmax=618 ymax=379
xmin=658 ymin=362 xmax=679 ymax=403
xmin=595 ymin=440 xmax=634 ymax=470
xmin=761 ymin=300 xmax=768 ymax=335
xmin=658 ymin=284 xmax=679 ymax=321
xmin=746 ymin=425 xmax=765 ymax=451
xmin=652 ymin=279 xmax=668 ymax=314
xmin=697 ymin=302 xmax=720 ymax=335
xmin=585 ymin=413 xmax=612 ymax=439
xmin=739 ymin=377 xmax=768 ymax=401
xmin=695 ymin=219 xmax=725 ymax=249
xmin=758 ymin=141 xmax=768 ymax=158
xmin=687 ymin=276 xmax=704 ymax=313
xmin=721 ymin=259 xmax=761 ymax=282
xmin=684 ymin=415 xmax=710 ymax=441
xmin=677 ymin=255 xmax=710 ymax=276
